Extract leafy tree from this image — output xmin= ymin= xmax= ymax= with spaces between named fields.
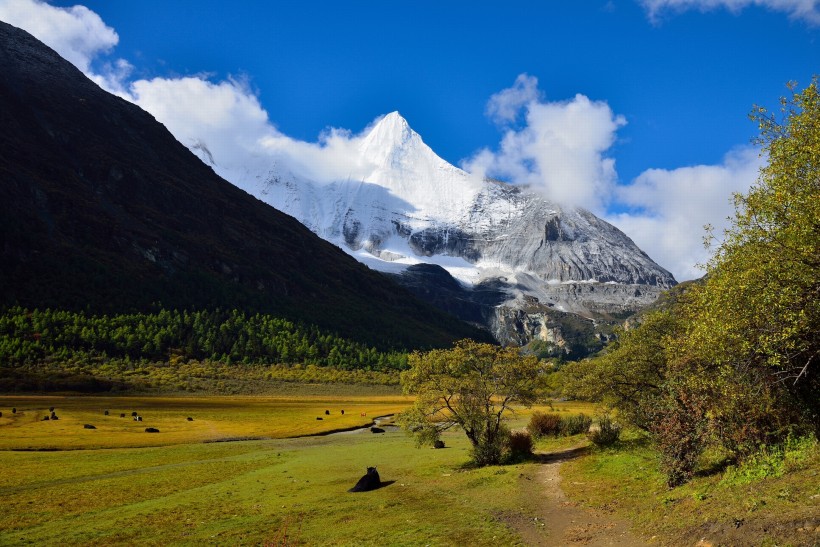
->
xmin=561 ymin=308 xmax=682 ymax=431
xmin=398 ymin=340 xmax=542 ymax=466
xmin=561 ymin=81 xmax=820 ymax=485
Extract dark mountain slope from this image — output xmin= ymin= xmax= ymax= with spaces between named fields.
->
xmin=0 ymin=21 xmax=489 ymax=349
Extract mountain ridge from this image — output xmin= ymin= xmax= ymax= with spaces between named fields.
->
xmin=0 ymin=21 xmax=490 ymax=350
xmin=198 ymin=110 xmax=676 ymax=348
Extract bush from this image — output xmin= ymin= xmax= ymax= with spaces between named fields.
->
xmin=588 ymin=416 xmax=621 ymax=447
xmin=506 ymin=430 xmax=534 ymax=461
xmin=471 ymin=426 xmax=510 ymax=466
xmin=560 ymin=413 xmax=592 ymax=436
xmin=529 ymin=411 xmax=562 ymax=437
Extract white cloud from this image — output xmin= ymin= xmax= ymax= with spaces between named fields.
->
xmin=0 ymin=0 xmax=119 ymax=73
xmin=129 ymin=76 xmax=277 ymax=163
xmin=639 ymin=0 xmax=820 ymax=25
xmin=607 ymin=147 xmax=763 ymax=281
xmin=486 ymin=73 xmax=541 ymax=125
xmin=464 ymin=75 xmax=626 ymax=213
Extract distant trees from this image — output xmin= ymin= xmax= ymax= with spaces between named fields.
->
xmin=562 ymin=80 xmax=820 ymax=486
xmin=0 ymin=307 xmax=408 ymax=372
xmin=399 ymin=340 xmax=541 ymax=466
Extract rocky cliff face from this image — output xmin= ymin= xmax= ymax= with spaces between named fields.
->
xmin=192 ymin=111 xmax=676 ymax=351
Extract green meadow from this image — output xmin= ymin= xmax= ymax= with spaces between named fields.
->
xmin=0 ymin=394 xmax=594 ymax=545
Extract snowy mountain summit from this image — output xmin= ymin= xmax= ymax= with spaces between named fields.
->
xmin=197 ymin=112 xmax=676 ymax=347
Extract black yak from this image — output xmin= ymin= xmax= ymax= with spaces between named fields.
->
xmin=348 ymin=467 xmax=381 ymax=492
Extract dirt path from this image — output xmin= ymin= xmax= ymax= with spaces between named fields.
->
xmin=504 ymin=447 xmax=648 ymax=546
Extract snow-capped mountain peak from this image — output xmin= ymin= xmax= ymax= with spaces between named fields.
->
xmin=188 ymin=112 xmax=676 ymax=340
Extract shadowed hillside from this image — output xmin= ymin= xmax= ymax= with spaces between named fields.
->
xmin=0 ymin=21 xmax=490 ymax=350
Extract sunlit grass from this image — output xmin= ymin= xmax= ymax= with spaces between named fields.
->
xmin=0 ymin=424 xmax=532 ymax=545
xmin=561 ymin=430 xmax=820 ymax=545
xmin=0 ymin=394 xmax=412 ymax=450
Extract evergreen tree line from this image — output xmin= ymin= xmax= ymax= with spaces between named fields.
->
xmin=0 ymin=307 xmax=408 ymax=371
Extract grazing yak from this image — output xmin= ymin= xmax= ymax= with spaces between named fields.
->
xmin=370 ymin=426 xmax=385 ymax=434
xmin=434 ymin=440 xmax=445 ymax=449
xmin=348 ymin=467 xmax=381 ymax=492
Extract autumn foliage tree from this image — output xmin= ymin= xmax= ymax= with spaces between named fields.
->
xmin=398 ymin=340 xmax=541 ymax=466
xmin=562 ymin=80 xmax=820 ymax=486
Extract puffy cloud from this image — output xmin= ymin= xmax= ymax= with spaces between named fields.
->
xmin=485 ymin=73 xmax=541 ymax=125
xmin=129 ymin=76 xmax=276 ymax=162
xmin=639 ymin=0 xmax=820 ymax=25
xmin=607 ymin=147 xmax=763 ymax=281
xmin=0 ymin=0 xmax=119 ymax=73
xmin=464 ymin=75 xmax=626 ymax=213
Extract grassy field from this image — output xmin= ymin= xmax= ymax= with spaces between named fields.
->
xmin=0 ymin=394 xmax=413 ymax=450
xmin=0 ymin=393 xmax=596 ymax=545
xmin=561 ymin=432 xmax=820 ymax=546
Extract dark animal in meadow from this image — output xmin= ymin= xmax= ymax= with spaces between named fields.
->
xmin=0 ymin=411 xmax=3 ymax=418
xmin=434 ymin=440 xmax=445 ymax=449
xmin=341 ymin=410 xmax=344 ymax=415
xmin=120 ymin=413 xmax=126 ymax=418
xmin=131 ymin=411 xmax=138 ymax=417
xmin=49 ymin=407 xmax=54 ymax=412
xmin=187 ymin=417 xmax=194 ymax=421
xmin=348 ymin=467 xmax=381 ymax=492
xmin=50 ymin=413 xmax=58 ymax=420
xmin=42 ymin=416 xmax=49 ymax=421
xmin=137 ymin=416 xmax=142 ymax=422
xmin=12 ymin=408 xmax=16 ymax=414
xmin=316 ymin=417 xmax=323 ymax=420
xmin=370 ymin=427 xmax=385 ymax=434
xmin=325 ymin=410 xmax=330 ymax=415
xmin=83 ymin=424 xmax=96 ymax=429
xmin=104 ymin=410 xmax=109 ymax=416
xmin=145 ymin=427 xmax=160 ymax=433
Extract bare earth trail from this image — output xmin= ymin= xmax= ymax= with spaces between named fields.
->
xmin=506 ymin=447 xmax=649 ymax=546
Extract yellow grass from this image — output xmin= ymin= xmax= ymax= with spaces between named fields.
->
xmin=0 ymin=395 xmax=412 ymax=450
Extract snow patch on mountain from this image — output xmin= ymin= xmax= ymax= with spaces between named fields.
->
xmin=191 ymin=111 xmax=676 ymax=328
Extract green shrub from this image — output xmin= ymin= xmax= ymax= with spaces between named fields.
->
xmin=560 ymin=413 xmax=592 ymax=436
xmin=528 ymin=411 xmax=562 ymax=437
xmin=721 ymin=435 xmax=819 ymax=487
xmin=588 ymin=416 xmax=621 ymax=447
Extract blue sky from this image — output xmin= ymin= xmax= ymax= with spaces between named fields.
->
xmin=3 ymin=0 xmax=819 ymax=280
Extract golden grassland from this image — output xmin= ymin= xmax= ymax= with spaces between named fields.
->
xmin=0 ymin=393 xmax=593 ymax=451
xmin=0 ymin=394 xmax=413 ymax=450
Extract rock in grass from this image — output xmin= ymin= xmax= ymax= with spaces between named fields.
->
xmin=434 ymin=440 xmax=445 ymax=449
